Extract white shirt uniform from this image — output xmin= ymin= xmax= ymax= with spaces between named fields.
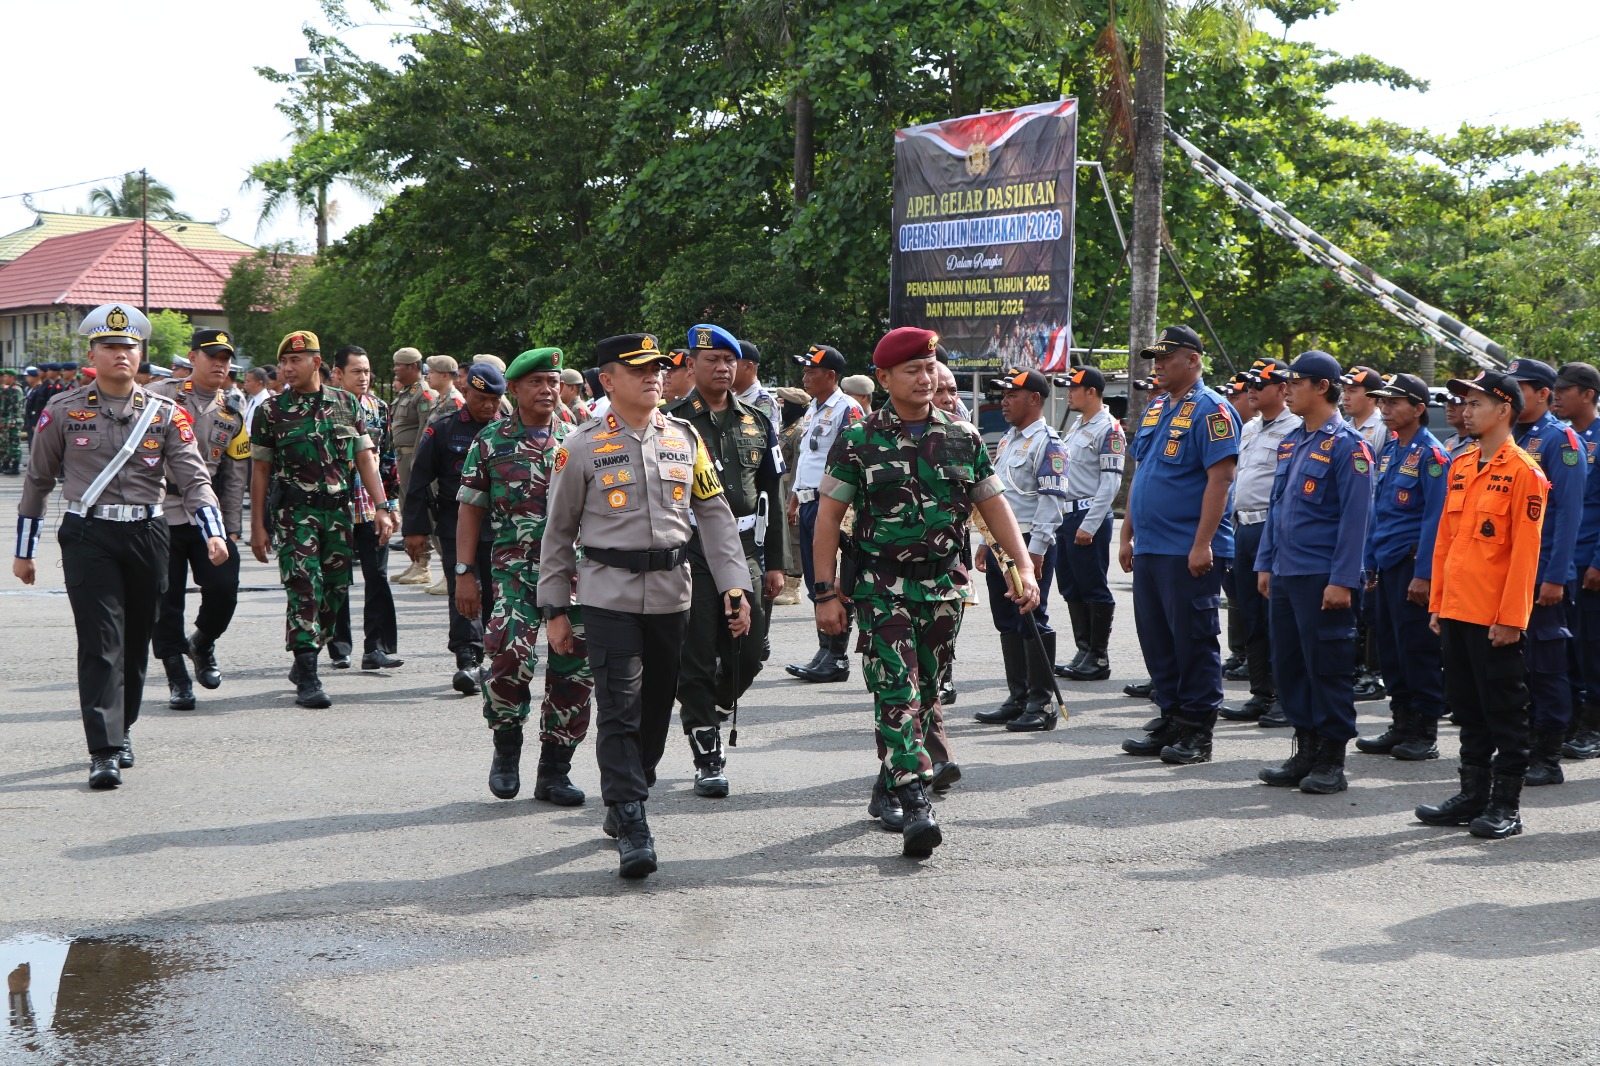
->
xmin=1234 ymin=408 xmax=1302 ymax=518
xmin=792 ymin=389 xmax=863 ymax=494
xmin=1347 ymin=408 xmax=1387 ymax=454
xmin=1062 ymin=407 xmax=1126 ymax=537
xmin=994 ymin=417 xmax=1071 ymax=554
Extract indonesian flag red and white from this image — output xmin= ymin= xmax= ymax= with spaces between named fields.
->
xmin=1040 ymin=326 xmax=1072 ymax=372
xmin=895 ymin=99 xmax=1077 ymax=156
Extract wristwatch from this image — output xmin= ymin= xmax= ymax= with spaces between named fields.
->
xmin=454 ymin=562 xmax=476 ymax=576
xmin=379 ymin=499 xmax=398 ymax=512
xmin=812 ymin=581 xmax=836 ymax=597
xmin=541 ymin=605 xmax=569 ymax=621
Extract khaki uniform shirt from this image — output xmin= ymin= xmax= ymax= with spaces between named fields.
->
xmin=537 ymin=408 xmax=750 ymax=614
xmin=149 ymin=379 xmax=250 ymax=535
xmin=389 ymin=381 xmax=430 ymax=452
xmin=19 ymin=383 xmax=222 ymax=527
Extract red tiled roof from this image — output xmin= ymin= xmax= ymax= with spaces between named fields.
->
xmin=0 ymin=222 xmax=250 ymax=314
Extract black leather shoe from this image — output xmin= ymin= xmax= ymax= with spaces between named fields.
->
xmin=1223 ymin=654 xmax=1250 ymax=682
xmin=1355 ymin=710 xmax=1407 ymax=754
xmin=1220 ymin=693 xmax=1274 ymax=721
xmin=186 ymin=630 xmax=222 ymax=690
xmin=1416 ymin=766 xmax=1491 ymax=826
xmin=895 ymin=780 xmax=942 ymax=858
xmin=164 ymin=655 xmax=195 ymax=711
xmin=940 ymin=679 xmax=957 ymax=705
xmin=1123 ymin=717 xmax=1176 ymax=757
xmin=533 ymin=740 xmax=585 ymax=805
xmin=117 ymin=730 xmax=134 ymax=769
xmin=293 ymin=650 xmax=332 ymax=708
xmin=1160 ymin=720 xmax=1214 ymax=765
xmin=1392 ymin=714 xmax=1440 ymax=761
xmin=1006 ymin=706 xmax=1058 ymax=732
xmin=1523 ymin=730 xmax=1565 ymax=786
xmin=1064 ymin=656 xmax=1110 ymax=682
xmin=613 ymin=801 xmax=658 ymax=878
xmin=1143 ymin=715 xmax=1164 ymax=733
xmin=88 ymin=755 xmax=122 ymax=790
xmin=928 ymin=761 xmax=962 ymax=792
xmin=361 ymin=650 xmax=405 ymax=670
xmin=452 ymin=647 xmax=480 ymax=695
xmin=786 ymin=631 xmax=832 ymax=679
xmin=1257 ymin=703 xmax=1291 ymax=728
xmin=489 ymin=728 xmax=523 ymax=799
xmin=868 ymin=770 xmax=905 ymax=831
xmin=1123 ymin=680 xmax=1153 ymax=700
xmin=1353 ymin=673 xmax=1387 ymax=702
xmin=329 ymin=652 xmax=352 ymax=670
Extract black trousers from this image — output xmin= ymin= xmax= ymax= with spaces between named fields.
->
xmin=586 ymin=606 xmax=689 ymax=805
xmin=1440 ymin=618 xmax=1531 ymax=777
xmin=438 ymin=537 xmax=495 ymax=652
xmin=153 ymin=523 xmax=240 ymax=661
xmin=60 ymin=513 xmax=168 ymax=755
xmin=331 ymin=520 xmax=398 ymax=658
xmin=678 ymin=546 xmax=767 ymax=732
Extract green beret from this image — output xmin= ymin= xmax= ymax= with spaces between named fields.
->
xmin=506 ymin=347 xmax=564 ymax=380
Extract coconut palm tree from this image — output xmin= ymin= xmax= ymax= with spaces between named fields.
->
xmin=87 ymin=172 xmax=192 ymax=220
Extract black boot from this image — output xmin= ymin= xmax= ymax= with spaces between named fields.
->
xmin=612 ymin=800 xmax=658 ymax=878
xmin=1123 ymin=715 xmax=1176 ymax=756
xmin=894 ymin=780 xmax=942 ymax=858
xmin=975 ymin=632 xmax=1028 ymax=724
xmin=186 ymin=629 xmax=222 ymax=690
xmin=786 ymin=629 xmax=832 ymax=679
xmin=1469 ymin=774 xmax=1524 ymax=839
xmin=1562 ymin=702 xmax=1600 ymax=760
xmin=1257 ymin=702 xmax=1291 ymax=728
xmin=1355 ymin=707 xmax=1407 ymax=754
xmin=1415 ymin=765 xmax=1492 ymax=826
xmin=452 ymin=646 xmax=480 ymax=696
xmin=1220 ymin=692 xmax=1275 ymax=722
xmin=1524 ymin=730 xmax=1565 ymax=786
xmin=533 ymin=740 xmax=585 ymax=805
xmin=1159 ymin=716 xmax=1214 ymax=765
xmin=867 ymin=767 xmax=904 ymax=832
xmin=1007 ymin=631 xmax=1059 ymax=732
xmin=489 ymin=727 xmax=523 ymax=799
xmin=164 ymin=655 xmax=195 ymax=711
xmin=293 ymin=650 xmax=331 ymax=708
xmin=1258 ymin=727 xmax=1316 ymax=787
xmin=1055 ymin=601 xmax=1091 ymax=677
xmin=1064 ymin=603 xmax=1112 ymax=681
xmin=1123 ymin=680 xmax=1154 ymax=700
xmin=689 ymin=726 xmax=729 ymax=798
xmin=88 ymin=753 xmax=122 ymax=790
xmin=1299 ymin=736 xmax=1349 ymax=794
xmin=117 ymin=727 xmax=135 ymax=769
xmin=1392 ymin=713 xmax=1440 ymax=761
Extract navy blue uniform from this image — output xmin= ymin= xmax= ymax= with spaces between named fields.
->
xmin=1513 ymin=412 xmax=1585 ymax=734
xmin=404 ymin=407 xmax=497 ymax=651
xmin=1364 ymin=427 xmax=1449 ymax=720
xmin=1572 ymin=419 xmax=1600 ymax=707
xmin=1256 ymin=415 xmax=1374 ymax=741
xmin=1128 ymin=383 xmax=1239 ymax=724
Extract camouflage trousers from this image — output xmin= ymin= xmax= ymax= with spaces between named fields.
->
xmin=274 ymin=504 xmax=354 ymax=653
xmin=0 ymin=423 xmax=19 ymax=465
xmin=854 ymin=593 xmax=964 ymax=787
xmin=483 ymin=565 xmax=593 ymax=746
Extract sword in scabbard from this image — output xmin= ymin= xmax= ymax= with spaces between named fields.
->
xmin=969 ymin=509 xmax=1067 ymax=723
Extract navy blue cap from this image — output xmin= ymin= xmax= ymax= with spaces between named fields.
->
xmin=1140 ymin=324 xmax=1204 ymax=359
xmin=464 ymin=363 xmax=507 ymax=396
xmin=61 ymin=361 xmax=79 ymax=371
xmin=688 ymin=324 xmax=740 ymax=356
xmin=1369 ymin=372 xmax=1429 ymax=403
xmin=1447 ymin=370 xmax=1524 ymax=414
xmin=1505 ymin=357 xmax=1557 ymax=390
xmin=1287 ymin=350 xmax=1342 ymax=383
xmin=737 ymin=339 xmax=761 ymax=363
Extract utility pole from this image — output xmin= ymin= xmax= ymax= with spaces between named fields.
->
xmin=296 ymin=56 xmax=330 ymax=253
xmin=141 ymin=168 xmax=149 ymax=314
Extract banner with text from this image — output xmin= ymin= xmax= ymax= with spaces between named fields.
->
xmin=890 ymin=99 xmax=1078 ymax=372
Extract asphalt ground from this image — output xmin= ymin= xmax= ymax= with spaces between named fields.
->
xmin=3 ymin=483 xmax=1599 ymax=1063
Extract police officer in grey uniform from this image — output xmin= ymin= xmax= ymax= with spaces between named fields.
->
xmin=150 ymin=328 xmax=250 ymax=710
xmin=540 ymin=333 xmax=752 ymax=879
xmin=13 ymin=304 xmax=227 ymax=789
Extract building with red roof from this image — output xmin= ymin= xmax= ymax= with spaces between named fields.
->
xmin=0 ymin=222 xmax=253 ymax=365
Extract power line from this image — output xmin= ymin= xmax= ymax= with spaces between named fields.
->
xmin=0 ymin=171 xmax=141 ymax=203
xmin=1433 ymin=31 xmax=1600 ymax=90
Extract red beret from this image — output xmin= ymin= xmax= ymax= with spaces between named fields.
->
xmin=872 ymin=327 xmax=940 ymax=370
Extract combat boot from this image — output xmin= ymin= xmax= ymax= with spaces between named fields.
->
xmin=1055 ymin=601 xmax=1091 ymax=677
xmin=867 ymin=767 xmax=904 ymax=831
xmin=1064 ymin=603 xmax=1113 ymax=681
xmin=1123 ymin=715 xmax=1177 ymax=756
xmin=1415 ymin=765 xmax=1491 ymax=826
xmin=976 ymin=632 xmax=1029 ymax=724
xmin=612 ymin=800 xmax=658 ymax=878
xmin=1560 ymin=703 xmax=1600 ymax=760
xmin=1258 ymin=727 xmax=1316 ymax=787
xmin=293 ymin=650 xmax=331 ymax=708
xmin=894 ymin=779 xmax=942 ymax=858
xmin=928 ymin=760 xmax=961 ymax=792
xmin=1355 ymin=707 xmax=1408 ymax=755
xmin=1353 ymin=670 xmax=1387 ymax=702
xmin=1392 ymin=713 xmax=1441 ymax=761
xmin=1298 ymin=736 xmax=1349 ymax=794
xmin=785 ymin=629 xmax=832 ymax=679
xmin=772 ymin=575 xmax=801 ymax=605
xmin=488 ymin=727 xmax=523 ymax=799
xmin=1523 ymin=730 xmax=1565 ymax=786
xmin=88 ymin=754 xmax=121 ymax=790
xmin=186 ymin=629 xmax=222 ymax=690
xmin=1258 ymin=703 xmax=1290 ymax=728
xmin=452 ymin=647 xmax=480 ymax=695
xmin=533 ymin=740 xmax=585 ymax=806
xmin=1007 ymin=632 xmax=1059 ymax=732
xmin=1159 ymin=716 xmax=1214 ymax=765
xmin=1220 ymin=692 xmax=1275 ymax=722
xmin=117 ymin=727 xmax=135 ymax=769
xmin=1469 ymin=774 xmax=1524 ymax=839
xmin=392 ymin=555 xmax=432 ymax=585
xmin=689 ymin=726 xmax=729 ymax=798
xmin=164 ymin=656 xmax=195 ymax=711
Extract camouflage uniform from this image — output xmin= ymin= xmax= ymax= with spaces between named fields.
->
xmin=821 ymin=406 xmax=1003 ymax=785
xmin=0 ymin=381 xmax=24 ymax=473
xmin=458 ymin=415 xmax=593 ymax=743
xmin=250 ymin=386 xmax=373 ymax=652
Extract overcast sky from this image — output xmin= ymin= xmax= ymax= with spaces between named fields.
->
xmin=2 ymin=0 xmax=1596 ymax=253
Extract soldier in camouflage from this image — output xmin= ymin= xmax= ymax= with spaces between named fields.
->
xmin=456 ymin=347 xmax=594 ymax=807
xmin=0 ymin=367 xmax=24 ymax=474
xmin=249 ymin=330 xmax=397 ymax=709
xmin=813 ymin=326 xmax=1039 ymax=859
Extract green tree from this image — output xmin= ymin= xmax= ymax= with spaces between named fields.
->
xmin=147 ymin=310 xmax=194 ymax=363
xmin=87 ymin=172 xmax=192 ymax=221
xmin=23 ymin=314 xmax=79 ymax=363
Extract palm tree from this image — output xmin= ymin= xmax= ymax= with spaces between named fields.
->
xmin=87 ymin=172 xmax=192 ymax=220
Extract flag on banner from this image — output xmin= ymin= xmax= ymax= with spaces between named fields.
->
xmin=1040 ymin=326 xmax=1072 ymax=371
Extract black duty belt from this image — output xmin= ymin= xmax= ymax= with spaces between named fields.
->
xmin=586 ymin=543 xmax=689 ymax=572
xmin=278 ymin=484 xmax=350 ymax=508
xmin=863 ymin=552 xmax=958 ymax=582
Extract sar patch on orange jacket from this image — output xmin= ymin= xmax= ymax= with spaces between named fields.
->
xmin=1429 ymin=438 xmax=1550 ymax=630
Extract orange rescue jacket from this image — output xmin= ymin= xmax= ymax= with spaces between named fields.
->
xmin=1429 ymin=438 xmax=1549 ymax=629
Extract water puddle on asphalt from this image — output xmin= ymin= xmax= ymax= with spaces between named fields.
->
xmin=2 ymin=934 xmax=203 ymax=1059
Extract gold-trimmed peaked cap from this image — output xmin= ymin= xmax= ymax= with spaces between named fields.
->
xmin=80 ymin=303 xmax=151 ymax=345
xmin=596 ymin=333 xmax=670 ymax=367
